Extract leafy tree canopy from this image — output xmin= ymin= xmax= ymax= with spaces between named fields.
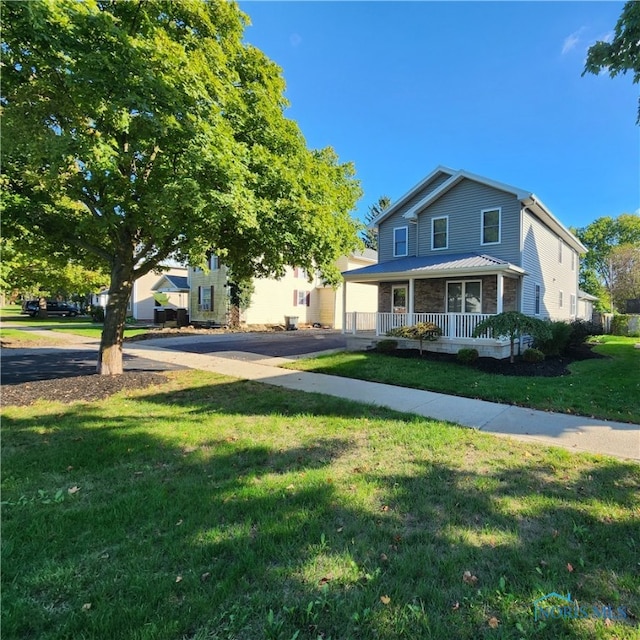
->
xmin=2 ymin=0 xmax=362 ymax=373
xmin=574 ymin=214 xmax=640 ymax=312
xmin=583 ymin=1 xmax=640 ymax=123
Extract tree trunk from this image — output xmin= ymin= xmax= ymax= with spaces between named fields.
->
xmin=96 ymin=261 xmax=134 ymax=375
xmin=37 ymin=296 xmax=48 ymax=319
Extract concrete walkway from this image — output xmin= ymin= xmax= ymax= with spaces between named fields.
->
xmin=122 ymin=340 xmax=640 ymax=462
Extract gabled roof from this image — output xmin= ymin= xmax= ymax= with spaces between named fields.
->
xmin=350 ymin=248 xmax=378 ymax=263
xmin=343 ymin=252 xmax=525 ymax=282
xmin=371 ymin=166 xmax=587 ymax=254
xmin=371 ymin=165 xmax=455 ymax=227
xmin=152 ymin=274 xmax=190 ymax=292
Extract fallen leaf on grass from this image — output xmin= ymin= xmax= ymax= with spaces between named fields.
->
xmin=82 ymin=603 xmax=92 ymax=611
xmin=318 ymin=576 xmax=332 ymax=586
xmin=201 ymin=572 xmax=211 ymax=582
xmin=567 ymin=563 xmax=574 ymax=573
xmin=452 ymin=601 xmax=460 ymax=611
xmin=462 ymin=570 xmax=478 ymax=585
xmin=380 ymin=595 xmax=391 ymax=605
xmin=68 ymin=486 xmax=80 ymax=495
xmin=488 ymin=616 xmax=499 ymax=628
xmin=175 ymin=575 xmax=183 ymax=583
xmin=380 ymin=553 xmax=388 ymax=562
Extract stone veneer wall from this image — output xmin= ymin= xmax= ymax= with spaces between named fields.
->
xmin=378 ymin=276 xmax=520 ymax=314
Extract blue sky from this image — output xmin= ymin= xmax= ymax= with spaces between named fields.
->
xmin=238 ymin=1 xmax=639 ymax=231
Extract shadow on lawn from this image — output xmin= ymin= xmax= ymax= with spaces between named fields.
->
xmin=2 ymin=378 xmax=639 ymax=640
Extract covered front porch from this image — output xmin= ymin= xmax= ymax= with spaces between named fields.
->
xmin=341 ymin=253 xmax=526 ymax=357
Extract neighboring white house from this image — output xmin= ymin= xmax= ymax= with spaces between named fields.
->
xmin=342 ymin=166 xmax=588 ymax=356
xmin=188 ymin=250 xmax=378 ymax=329
xmin=94 ymin=264 xmax=189 ymax=321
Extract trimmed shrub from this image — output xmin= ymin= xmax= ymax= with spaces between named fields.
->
xmin=611 ymin=314 xmax=640 ymax=337
xmin=472 ymin=311 xmax=552 ymax=363
xmin=534 ymin=320 xmax=572 ymax=356
xmin=522 ymin=348 xmax=545 ymax=363
xmin=568 ymin=319 xmax=603 ymax=347
xmin=91 ymin=306 xmax=105 ymax=323
xmin=456 ymin=348 xmax=479 ymax=365
xmin=376 ymin=339 xmax=398 ymax=353
xmin=386 ymin=322 xmax=442 ymax=354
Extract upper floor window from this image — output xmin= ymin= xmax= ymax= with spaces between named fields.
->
xmin=481 ymin=208 xmax=501 ymax=245
xmin=534 ymin=284 xmax=541 ymax=315
xmin=393 ymin=226 xmax=408 ymax=257
xmin=558 ymin=239 xmax=563 ymax=264
xmin=432 ymin=216 xmax=448 ymax=250
xmin=209 ymin=254 xmax=219 ymax=270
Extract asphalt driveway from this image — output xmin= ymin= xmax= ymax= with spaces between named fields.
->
xmin=1 ymin=330 xmax=348 ymax=385
xmin=149 ymin=329 xmax=348 ymax=358
xmin=0 ymin=349 xmax=186 ymax=385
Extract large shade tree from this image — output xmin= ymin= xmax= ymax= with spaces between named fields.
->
xmin=582 ymin=0 xmax=640 ymax=124
xmin=574 ymin=214 xmax=640 ymax=312
xmin=2 ymin=0 xmax=362 ymax=374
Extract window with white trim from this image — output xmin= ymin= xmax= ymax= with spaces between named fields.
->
xmin=393 ymin=226 xmax=408 ymax=257
xmin=432 ymin=216 xmax=448 ymax=250
xmin=558 ymin=238 xmax=563 ymax=263
xmin=209 ymin=254 xmax=219 ymax=270
xmin=481 ymin=208 xmax=501 ymax=245
xmin=559 ymin=291 xmax=563 ymax=308
xmin=534 ymin=284 xmax=541 ymax=315
xmin=294 ymin=290 xmax=310 ymax=307
xmin=447 ymin=280 xmax=482 ymax=313
xmin=571 ymin=250 xmax=575 ymax=271
xmin=198 ymin=286 xmax=213 ymax=311
xmin=570 ymin=294 xmax=576 ymax=316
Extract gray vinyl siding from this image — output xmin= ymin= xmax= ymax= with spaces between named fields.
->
xmin=521 ymin=210 xmax=579 ymax=319
xmin=415 ymin=179 xmax=522 ymax=264
xmin=377 ymin=172 xmax=452 ymax=262
xmin=378 ymin=213 xmax=417 ymax=262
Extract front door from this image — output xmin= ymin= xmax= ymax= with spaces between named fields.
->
xmin=392 ymin=285 xmax=407 ymax=313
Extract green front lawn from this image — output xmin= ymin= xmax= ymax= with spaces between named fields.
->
xmin=2 ymin=370 xmax=639 ymax=639
xmin=51 ymin=327 xmax=149 ymax=339
xmin=287 ymin=336 xmax=640 ymax=424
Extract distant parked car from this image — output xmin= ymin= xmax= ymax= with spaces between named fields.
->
xmin=21 ymin=300 xmax=80 ymax=317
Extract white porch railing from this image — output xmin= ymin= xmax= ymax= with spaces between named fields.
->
xmin=345 ymin=312 xmax=496 ymax=340
xmin=343 ymin=311 xmax=378 ymax=333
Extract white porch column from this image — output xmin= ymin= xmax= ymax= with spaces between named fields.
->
xmin=496 ymin=273 xmax=504 ymax=314
xmin=408 ymin=278 xmax=415 ymax=322
xmin=341 ymin=280 xmax=347 ymax=334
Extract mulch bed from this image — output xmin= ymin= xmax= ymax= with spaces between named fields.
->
xmin=386 ymin=343 xmax=606 ymax=377
xmin=2 ymin=372 xmax=167 ymax=407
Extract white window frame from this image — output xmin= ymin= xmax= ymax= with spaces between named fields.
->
xmin=534 ymin=283 xmax=541 ymax=316
xmin=393 ymin=226 xmax=408 ymax=257
xmin=480 ymin=207 xmax=501 ymax=245
xmin=559 ymin=290 xmax=563 ymax=309
xmin=431 ymin=216 xmax=449 ymax=250
xmin=209 ymin=254 xmax=219 ymax=270
xmin=571 ymin=250 xmax=575 ymax=272
xmin=558 ymin=238 xmax=563 ymax=264
xmin=198 ymin=286 xmax=212 ymax=312
xmin=570 ymin=294 xmax=576 ymax=316
xmin=446 ymin=280 xmax=482 ymax=314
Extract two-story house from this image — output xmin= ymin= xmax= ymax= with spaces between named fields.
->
xmin=189 ymin=250 xmax=378 ymax=329
xmin=342 ymin=166 xmax=587 ymax=357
